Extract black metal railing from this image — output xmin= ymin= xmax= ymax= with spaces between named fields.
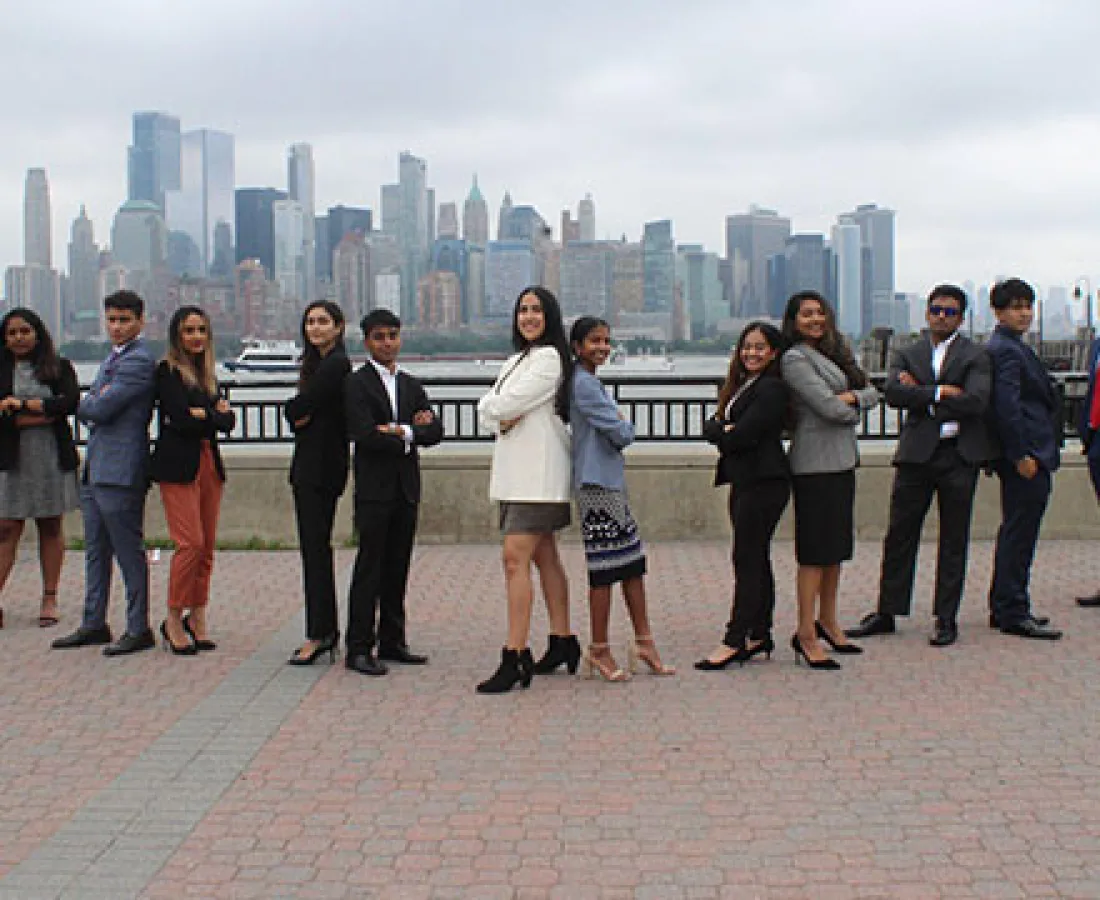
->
xmin=72 ymin=372 xmax=1092 ymax=446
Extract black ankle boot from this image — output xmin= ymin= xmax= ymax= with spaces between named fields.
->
xmin=476 ymin=647 xmax=534 ymax=694
xmin=532 ymin=634 xmax=581 ymax=674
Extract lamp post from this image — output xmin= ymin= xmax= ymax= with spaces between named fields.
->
xmin=1073 ymin=277 xmax=1095 ymax=341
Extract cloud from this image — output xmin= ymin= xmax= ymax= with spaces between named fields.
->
xmin=4 ymin=0 xmax=1100 ymax=299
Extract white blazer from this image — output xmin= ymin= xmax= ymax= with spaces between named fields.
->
xmin=478 ymin=346 xmax=571 ymax=503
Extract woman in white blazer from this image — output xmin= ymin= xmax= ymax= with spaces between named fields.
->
xmin=475 ymin=287 xmax=577 ymax=694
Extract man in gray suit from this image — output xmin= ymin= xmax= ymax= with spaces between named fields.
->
xmin=53 ymin=291 xmax=157 ymax=656
xmin=847 ymin=285 xmax=994 ymax=647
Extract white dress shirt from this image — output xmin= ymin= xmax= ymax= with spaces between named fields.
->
xmin=932 ymin=331 xmax=960 ymax=439
xmin=369 ymin=358 xmax=413 ymax=450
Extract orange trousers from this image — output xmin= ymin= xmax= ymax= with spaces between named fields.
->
xmin=159 ymin=442 xmax=224 ymax=611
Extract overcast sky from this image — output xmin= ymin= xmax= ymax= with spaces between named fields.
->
xmin=5 ymin=0 xmax=1100 ymax=301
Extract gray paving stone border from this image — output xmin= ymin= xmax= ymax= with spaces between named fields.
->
xmin=0 ymin=585 xmax=337 ymax=900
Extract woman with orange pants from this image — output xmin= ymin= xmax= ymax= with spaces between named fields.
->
xmin=149 ymin=306 xmax=236 ymax=654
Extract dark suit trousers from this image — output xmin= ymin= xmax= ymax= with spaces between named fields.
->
xmin=988 ymin=462 xmax=1051 ymax=624
xmin=877 ymin=442 xmax=979 ymax=623
xmin=292 ymin=484 xmax=341 ymax=641
xmin=346 ymin=498 xmax=418 ymax=655
xmin=724 ymin=478 xmax=789 ymax=646
xmin=81 ymin=484 xmax=149 ymax=637
xmin=1088 ymin=439 xmax=1100 ymax=499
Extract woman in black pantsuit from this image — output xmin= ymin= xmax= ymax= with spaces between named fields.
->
xmin=286 ymin=301 xmax=351 ymax=665
xmin=696 ymin=322 xmax=791 ymax=671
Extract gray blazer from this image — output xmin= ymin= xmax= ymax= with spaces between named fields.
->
xmin=77 ymin=338 xmax=156 ymax=490
xmin=781 ymin=343 xmax=879 ymax=475
xmin=569 ymin=368 xmax=634 ymax=491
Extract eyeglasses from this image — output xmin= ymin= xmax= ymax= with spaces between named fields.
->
xmin=928 ymin=305 xmax=961 ymax=318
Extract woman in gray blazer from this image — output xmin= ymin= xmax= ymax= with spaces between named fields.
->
xmin=780 ymin=291 xmax=879 ymax=669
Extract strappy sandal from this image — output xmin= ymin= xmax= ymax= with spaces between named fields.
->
xmin=38 ymin=590 xmax=60 ymax=627
xmin=628 ymin=635 xmax=676 ymax=676
xmin=580 ymin=643 xmax=629 ymax=682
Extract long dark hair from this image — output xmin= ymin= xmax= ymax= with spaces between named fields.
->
xmin=164 ymin=305 xmax=217 ymax=396
xmin=716 ymin=320 xmax=786 ymax=415
xmin=558 ymin=315 xmax=610 ymax=421
xmin=512 ymin=286 xmax=570 ymax=421
xmin=781 ymin=291 xmax=868 ymax=389
xmin=298 ymin=300 xmax=346 ymax=387
xmin=1 ymin=307 xmax=61 ymax=382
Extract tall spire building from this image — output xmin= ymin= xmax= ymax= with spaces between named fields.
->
xmin=287 ymin=143 xmax=316 ymax=304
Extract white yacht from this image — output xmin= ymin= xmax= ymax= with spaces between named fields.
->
xmin=223 ymin=339 xmax=301 ymax=374
xmin=607 ymin=345 xmax=676 ymax=372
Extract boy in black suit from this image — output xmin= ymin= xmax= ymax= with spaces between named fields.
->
xmin=984 ymin=278 xmax=1062 ymax=640
xmin=344 ymin=310 xmax=443 ymax=675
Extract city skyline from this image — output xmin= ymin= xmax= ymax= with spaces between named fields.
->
xmin=3 ymin=0 xmax=1099 ymax=297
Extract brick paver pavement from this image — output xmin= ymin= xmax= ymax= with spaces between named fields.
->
xmin=2 ymin=539 xmax=1100 ymax=899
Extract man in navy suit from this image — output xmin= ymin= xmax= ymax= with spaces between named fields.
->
xmin=1077 ymin=334 xmax=1100 ymax=607
xmin=53 ymin=291 xmax=157 ymax=656
xmin=985 ymin=278 xmax=1062 ymax=640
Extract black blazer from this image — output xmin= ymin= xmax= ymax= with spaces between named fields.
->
xmin=0 ymin=357 xmax=80 ymax=472
xmin=285 ymin=349 xmax=351 ymax=493
xmin=149 ymin=362 xmax=236 ymax=484
xmin=703 ymin=374 xmax=790 ymax=488
xmin=884 ymin=334 xmax=995 ymax=466
xmin=344 ymin=363 xmax=443 ymax=505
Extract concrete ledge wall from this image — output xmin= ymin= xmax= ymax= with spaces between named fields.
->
xmin=60 ymin=444 xmax=1100 ymax=546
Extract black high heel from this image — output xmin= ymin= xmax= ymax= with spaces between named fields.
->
xmin=476 ymin=647 xmax=535 ymax=694
xmin=694 ymin=636 xmax=774 ymax=671
xmin=161 ymin=620 xmax=198 ymax=656
xmin=791 ymin=634 xmax=840 ymax=670
xmin=815 ymin=621 xmax=862 ymax=655
xmin=531 ymin=634 xmax=582 ymax=674
xmin=181 ymin=613 xmax=217 ymax=652
xmin=287 ymin=634 xmax=338 ymax=666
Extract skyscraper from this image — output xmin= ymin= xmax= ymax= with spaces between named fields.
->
xmin=437 ymin=202 xmax=459 ymax=240
xmin=68 ymin=205 xmax=100 ymax=338
xmin=24 ymin=168 xmax=51 ymax=268
xmin=831 ymin=217 xmax=863 ymax=336
xmin=578 ymin=193 xmax=595 ymax=242
xmin=128 ymin=112 xmax=181 ymax=212
xmin=725 ymin=205 xmax=791 ymax=318
xmin=642 ymin=220 xmax=675 ymax=313
xmin=842 ymin=203 xmax=896 ymax=333
xmin=165 ymin=128 xmax=235 ymax=275
xmin=333 ymin=232 xmax=371 ymax=321
xmin=497 ymin=191 xmax=514 ymax=241
xmin=287 ymin=143 xmax=316 ymax=303
xmin=235 ymin=187 xmax=287 ymax=277
xmin=381 ymin=184 xmax=402 ymax=235
xmin=676 ymin=245 xmax=724 ymax=338
xmin=323 ymin=205 xmax=372 ymax=283
xmin=396 ymin=152 xmax=429 ymax=322
xmin=559 ymin=241 xmax=613 ymax=318
xmin=111 ymin=201 xmax=168 ymax=273
xmin=462 ymin=175 xmax=489 ymax=246
xmin=272 ymin=199 xmax=305 ymax=304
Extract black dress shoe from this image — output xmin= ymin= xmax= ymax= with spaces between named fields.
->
xmin=104 ymin=630 xmax=156 ymax=656
xmin=989 ymin=612 xmax=1050 ymax=629
xmin=1076 ymin=592 xmax=1100 ymax=607
xmin=378 ymin=645 xmax=428 ymax=665
xmin=51 ymin=625 xmax=112 ymax=649
xmin=844 ymin=611 xmax=895 ymax=639
xmin=346 ymin=653 xmax=388 ymax=676
xmin=999 ymin=617 xmax=1063 ymax=640
xmin=929 ymin=618 xmax=958 ymax=647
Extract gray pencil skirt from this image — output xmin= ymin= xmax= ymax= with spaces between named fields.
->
xmin=498 ymin=501 xmax=572 ymax=535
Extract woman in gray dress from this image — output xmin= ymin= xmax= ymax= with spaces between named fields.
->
xmin=0 ymin=308 xmax=80 ymax=630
